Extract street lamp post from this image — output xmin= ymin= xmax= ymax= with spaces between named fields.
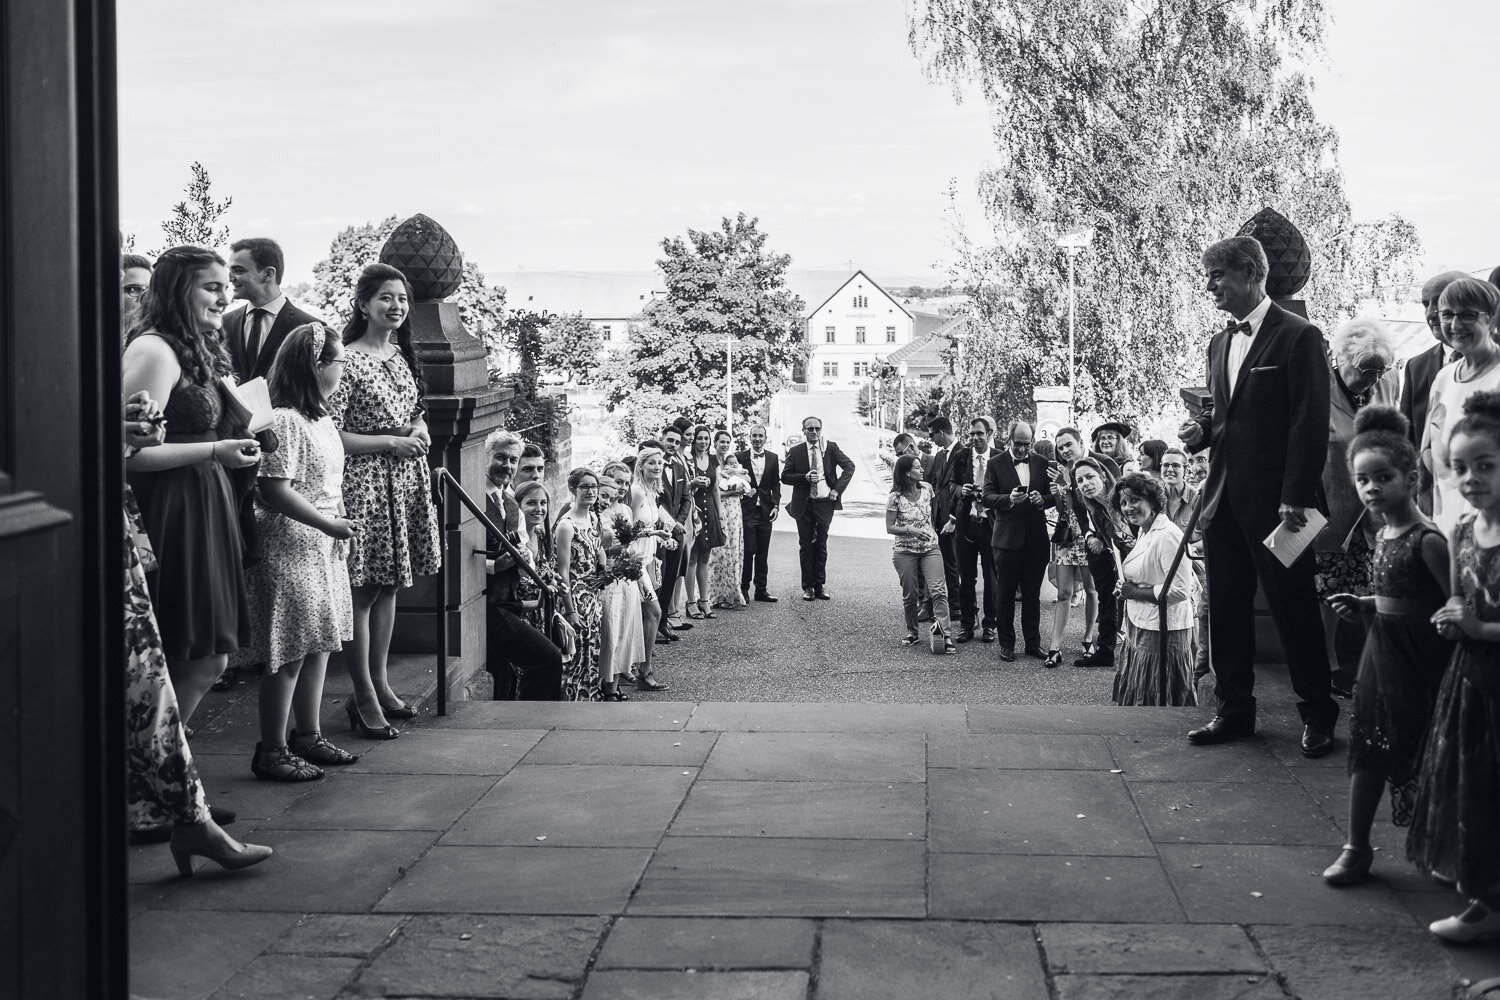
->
xmin=1055 ymin=227 xmax=1095 ymax=415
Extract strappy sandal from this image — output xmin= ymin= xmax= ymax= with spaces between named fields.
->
xmin=699 ymin=601 xmax=717 ymax=619
xmin=251 ymin=742 xmax=324 ymax=782
xmin=290 ymin=730 xmax=360 ymax=766
xmin=901 ymin=630 xmax=920 ymax=646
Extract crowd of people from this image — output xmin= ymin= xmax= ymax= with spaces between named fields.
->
xmin=115 ymin=232 xmax=1500 ymax=945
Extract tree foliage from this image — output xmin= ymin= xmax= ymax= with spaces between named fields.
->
xmin=498 ymin=309 xmax=569 ymax=459
xmin=539 ymin=312 xmax=604 ymax=385
xmin=597 ymin=213 xmax=810 ymax=434
xmin=910 ymin=0 xmax=1423 ymax=429
xmin=308 ymin=215 xmax=507 ymax=342
xmin=151 ymin=162 xmax=232 ymax=255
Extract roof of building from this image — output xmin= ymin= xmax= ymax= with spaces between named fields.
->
xmin=486 ymin=269 xmax=664 ymax=320
xmin=883 ymin=315 xmax=968 ymax=374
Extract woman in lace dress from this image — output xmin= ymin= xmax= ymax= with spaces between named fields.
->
xmin=329 ymin=264 xmax=440 ymax=740
xmin=597 ymin=463 xmax=646 ymax=697
xmin=710 ymin=430 xmax=750 ymax=608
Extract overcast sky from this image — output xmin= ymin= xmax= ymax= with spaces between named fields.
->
xmin=119 ymin=0 xmax=1499 ymax=287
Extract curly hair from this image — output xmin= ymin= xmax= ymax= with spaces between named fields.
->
xmin=1451 ymin=390 xmax=1500 ymax=450
xmin=125 ymin=245 xmax=232 ymax=384
xmin=1348 ymin=405 xmax=1417 ymax=475
xmin=1113 ymin=471 xmax=1166 ymax=515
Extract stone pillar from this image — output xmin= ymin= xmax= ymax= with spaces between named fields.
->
xmin=381 ymin=214 xmax=512 ymax=702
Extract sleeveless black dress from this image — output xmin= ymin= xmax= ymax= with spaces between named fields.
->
xmin=126 ymin=378 xmax=249 ymax=659
xmin=1347 ymin=523 xmax=1451 ymax=824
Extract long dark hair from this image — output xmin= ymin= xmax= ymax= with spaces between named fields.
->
xmin=125 ymin=245 xmax=232 ymax=384
xmin=340 ymin=262 xmax=427 ymax=407
xmin=891 ymin=454 xmax=922 ymax=497
xmin=268 ymin=322 xmax=340 ymax=420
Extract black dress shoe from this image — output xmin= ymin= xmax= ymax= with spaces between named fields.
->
xmin=754 ymin=592 xmax=779 ymax=603
xmin=998 ymin=645 xmax=1016 ymax=661
xmin=670 ymin=621 xmax=694 ymax=631
xmin=657 ymin=629 xmax=680 ymax=643
xmin=1187 ymin=716 xmax=1256 ymax=745
xmin=803 ymin=588 xmax=816 ymax=601
xmin=956 ymin=627 xmax=974 ymax=644
xmin=1023 ymin=645 xmax=1045 ymax=659
xmin=814 ymin=588 xmax=831 ymax=600
xmin=981 ymin=627 xmax=997 ymax=644
xmin=1301 ymin=725 xmax=1336 ymax=759
xmin=916 ymin=605 xmax=934 ymax=623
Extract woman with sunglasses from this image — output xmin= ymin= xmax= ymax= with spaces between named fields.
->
xmin=1423 ymin=279 xmax=1500 ymax=536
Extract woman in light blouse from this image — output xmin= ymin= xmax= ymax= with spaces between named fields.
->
xmin=1110 ymin=473 xmax=1197 ymax=706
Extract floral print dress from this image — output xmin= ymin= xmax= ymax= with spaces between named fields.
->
xmin=559 ymin=514 xmax=605 ymax=701
xmin=327 ymin=349 xmax=440 ymax=588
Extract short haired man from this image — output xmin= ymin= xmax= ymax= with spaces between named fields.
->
xmin=942 ymin=416 xmax=1000 ymax=642
xmin=1400 ymin=271 xmax=1468 ymax=513
xmin=483 ymin=428 xmax=562 ymax=701
xmin=737 ymin=422 xmax=782 ymax=602
xmin=781 ymin=416 xmax=856 ymax=600
xmin=1179 ymin=234 xmax=1336 ymax=756
xmin=517 ymin=443 xmax=546 ymax=486
xmin=981 ymin=420 xmax=1055 ymax=660
xmin=924 ymin=415 xmax=963 ymax=629
xmin=121 ymin=253 xmax=152 ymax=317
xmin=224 ymin=237 xmax=319 ymax=383
xmin=656 ymin=420 xmax=696 ymax=634
xmin=892 ymin=432 xmax=917 ymax=457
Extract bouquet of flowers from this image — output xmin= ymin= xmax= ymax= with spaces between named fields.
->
xmin=610 ymin=512 xmax=652 ymax=545
xmin=584 ymin=551 xmax=645 ymax=590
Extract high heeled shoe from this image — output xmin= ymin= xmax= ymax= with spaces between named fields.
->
xmin=1321 ymin=845 xmax=1373 ymax=887
xmin=379 ymin=699 xmax=418 ymax=720
xmin=345 ymin=700 xmax=399 ymax=740
xmin=1431 ymin=901 xmax=1500 ymax=944
xmin=1044 ymin=650 xmax=1063 ymax=669
xmin=169 ymin=821 xmax=272 ymax=878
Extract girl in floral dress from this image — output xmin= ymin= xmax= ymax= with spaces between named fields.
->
xmin=329 ymin=264 xmax=440 ymax=740
xmin=710 ymin=431 xmax=750 ymax=608
xmin=555 ymin=468 xmax=605 ymax=702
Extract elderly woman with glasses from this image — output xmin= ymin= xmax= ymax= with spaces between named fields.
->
xmin=1424 ymin=278 xmax=1500 ymax=536
xmin=1312 ymin=317 xmax=1400 ymax=694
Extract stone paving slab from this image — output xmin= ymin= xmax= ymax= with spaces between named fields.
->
xmin=967 ymin=704 xmax=1201 ymax=736
xmin=352 ymin=914 xmax=607 ymax=999
xmin=686 ymin=702 xmax=967 ymax=732
xmin=189 ymin=752 xmax=321 ymax=823
xmin=376 ymin=845 xmax=654 ymax=915
xmin=440 ymin=765 xmax=696 ymax=847
xmin=130 ymin=910 xmax=300 ymax=1000
xmin=929 ymin=854 xmax=1185 ymax=922
xmin=594 ymin=917 xmax=816 ymax=970
xmin=672 ymin=780 xmax=925 ymax=839
xmin=580 ymin=970 xmax=810 ymax=1000
xmin=816 ymin=920 xmax=1049 ymax=1000
xmin=429 ymin=700 xmax=698 ymax=730
xmin=1051 ymin=973 xmax=1287 ymax=999
xmin=523 ymin=729 xmax=719 ymax=766
xmin=151 ymin=828 xmax=439 ymax=913
xmin=1129 ymin=779 xmax=1342 ymax=845
xmin=928 ymin=732 xmax=1114 ymax=770
xmin=700 ymin=731 xmax=926 ymax=781
xmin=265 ymin=913 xmax=407 ymax=956
xmin=1158 ymin=844 xmax=1415 ymax=925
xmin=1038 ymin=923 xmax=1265 ymax=974
xmin=204 ymin=955 xmax=361 ymax=1000
xmin=1105 ymin=736 xmax=1298 ymax=783
xmin=630 ymin=837 xmax=926 ymax=916
xmin=343 ymin=728 xmax=547 ymax=775
xmin=269 ymin=773 xmax=497 ymax=831
xmin=929 ymin=769 xmax=1154 ymax=855
xmin=1252 ymin=924 xmax=1462 ymax=1000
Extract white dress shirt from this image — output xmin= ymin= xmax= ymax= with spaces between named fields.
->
xmin=1011 ymin=451 xmax=1030 ymax=488
xmin=750 ymin=450 xmax=766 ymax=481
xmin=970 ymin=447 xmax=991 ymax=516
xmin=1226 ymin=294 xmax=1272 ymax=398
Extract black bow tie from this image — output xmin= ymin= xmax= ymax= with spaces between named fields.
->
xmin=1013 ymin=455 xmax=1028 ymax=466
xmin=1226 ymin=320 xmax=1253 ymax=336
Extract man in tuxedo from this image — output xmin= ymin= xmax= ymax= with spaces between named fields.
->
xmin=737 ymin=422 xmax=782 ymax=602
xmin=942 ymin=416 xmax=1000 ymax=643
xmin=781 ymin=416 xmax=856 ymax=600
xmin=656 ymin=419 xmax=695 ymax=636
xmin=1400 ymin=271 xmax=1466 ymax=514
xmin=1179 ymin=235 xmax=1337 ymax=757
xmin=224 ymin=238 xmax=319 ymax=383
xmin=982 ymin=419 xmax=1055 ymax=661
xmin=924 ymin=416 xmax=962 ymax=626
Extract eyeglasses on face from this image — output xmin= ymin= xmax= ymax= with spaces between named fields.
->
xmin=1441 ymin=310 xmax=1491 ymax=324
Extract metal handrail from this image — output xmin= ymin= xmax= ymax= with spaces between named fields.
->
xmin=430 ymin=467 xmax=556 ymax=713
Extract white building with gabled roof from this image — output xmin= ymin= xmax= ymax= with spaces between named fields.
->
xmin=787 ymin=268 xmax=915 ymax=391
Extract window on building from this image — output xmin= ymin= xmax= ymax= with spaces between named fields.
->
xmin=824 ymin=326 xmax=836 ymax=343
xmin=601 ymin=324 xmax=613 ymax=342
xmin=822 ymin=361 xmax=839 ymax=378
xmin=886 ymin=326 xmax=897 ymax=342
xmin=852 ymin=294 xmax=868 ymax=309
xmin=855 ymin=326 xmax=866 ymax=344
xmin=853 ymin=361 xmax=870 ymax=377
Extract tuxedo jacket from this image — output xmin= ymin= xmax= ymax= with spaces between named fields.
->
xmin=1189 ymin=300 xmax=1330 ymax=533
xmin=657 ymin=452 xmax=693 ymax=532
xmin=924 ymin=443 xmax=958 ymax=524
xmin=941 ymin=444 xmax=1000 ymax=534
xmin=781 ymin=440 xmax=856 ymax=520
xmin=224 ymin=298 xmax=320 ymax=383
xmin=737 ymin=448 xmax=782 ymax=520
xmin=981 ymin=452 xmax=1056 ymax=551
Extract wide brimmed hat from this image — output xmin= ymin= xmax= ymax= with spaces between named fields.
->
xmin=1091 ymin=420 xmax=1133 ymax=442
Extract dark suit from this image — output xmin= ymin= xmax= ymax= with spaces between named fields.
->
xmin=781 ymin=440 xmax=856 ymax=590
xmin=484 ymin=489 xmax=562 ymax=701
xmin=1399 ymin=340 xmax=1449 ymax=514
xmin=655 ymin=452 xmax=692 ymax=615
xmin=1188 ymin=301 xmax=1335 ymax=730
xmin=982 ymin=452 xmax=1056 ymax=649
xmin=224 ymin=298 xmax=319 ymax=383
xmin=738 ymin=448 xmax=782 ymax=595
xmin=942 ymin=445 xmax=999 ymax=630
xmin=924 ymin=442 xmax=962 ymax=618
